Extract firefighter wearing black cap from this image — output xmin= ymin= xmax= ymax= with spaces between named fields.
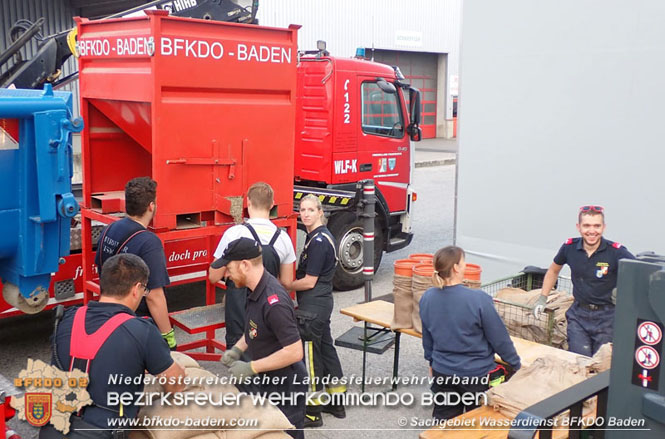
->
xmin=286 ymin=194 xmax=346 ymax=428
xmin=40 ymin=254 xmax=185 ymax=439
xmin=214 ymin=238 xmax=306 ymax=439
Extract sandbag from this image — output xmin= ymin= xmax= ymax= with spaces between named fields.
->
xmin=411 ymin=273 xmax=433 ymax=333
xmin=138 ymin=361 xmax=293 ymax=439
xmin=487 ymin=355 xmax=589 ymax=419
xmin=391 ymin=274 xmax=413 ymax=330
xmin=494 ymin=287 xmax=572 ymax=348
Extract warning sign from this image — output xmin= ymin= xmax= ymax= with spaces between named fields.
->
xmin=631 ymin=319 xmax=663 ymax=390
xmin=635 ymin=345 xmax=659 ymax=369
xmin=637 ymin=321 xmax=662 ymax=345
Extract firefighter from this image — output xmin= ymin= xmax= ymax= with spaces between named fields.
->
xmin=209 ymin=182 xmax=296 ymax=350
xmin=215 ymin=238 xmax=306 ymax=439
xmin=40 ymin=254 xmax=185 ymax=438
xmin=94 ymin=177 xmax=176 ymax=350
xmin=533 ymin=205 xmax=635 ymax=356
xmin=286 ymin=194 xmax=346 ymax=428
xmin=420 ymin=246 xmax=521 ymax=420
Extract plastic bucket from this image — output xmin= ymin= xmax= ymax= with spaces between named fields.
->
xmin=408 ymin=253 xmax=434 ymax=263
xmin=394 ymin=259 xmax=421 ymax=277
xmin=413 ymin=263 xmax=435 ymax=278
xmin=464 ymin=263 xmax=482 ymax=281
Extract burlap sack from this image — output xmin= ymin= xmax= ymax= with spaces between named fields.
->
xmin=577 ymin=343 xmax=612 ymax=374
xmin=487 ymin=355 xmax=589 ymax=419
xmin=391 ymin=274 xmax=413 ymax=330
xmin=411 ymin=274 xmax=434 ymax=333
xmin=227 ymin=430 xmax=291 ymax=439
xmin=494 ymin=288 xmax=572 ymax=348
xmin=172 ymin=351 xmax=202 ymax=369
xmin=138 ymin=360 xmax=293 ymax=439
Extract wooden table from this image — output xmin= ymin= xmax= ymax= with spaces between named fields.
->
xmin=340 ymin=300 xmax=586 ymax=367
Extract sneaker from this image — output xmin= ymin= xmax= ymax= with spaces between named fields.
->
xmin=322 ymin=403 xmax=346 ymax=419
xmin=304 ymin=414 xmax=323 ymax=428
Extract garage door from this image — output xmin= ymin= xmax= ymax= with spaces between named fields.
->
xmin=368 ymin=49 xmax=438 ymax=139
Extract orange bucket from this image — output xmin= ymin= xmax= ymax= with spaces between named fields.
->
xmin=464 ymin=263 xmax=482 ymax=281
xmin=413 ymin=263 xmax=435 ymax=277
xmin=408 ymin=253 xmax=434 ymax=263
xmin=394 ymin=259 xmax=421 ymax=277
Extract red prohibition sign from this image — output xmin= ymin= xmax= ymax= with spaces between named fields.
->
xmin=637 ymin=321 xmax=662 ymax=346
xmin=635 ymin=346 xmax=660 ymax=370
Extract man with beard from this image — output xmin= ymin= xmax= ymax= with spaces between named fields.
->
xmin=533 ymin=205 xmax=634 ymax=356
xmin=214 ymin=238 xmax=306 ymax=439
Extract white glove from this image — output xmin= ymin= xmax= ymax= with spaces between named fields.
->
xmin=533 ymin=295 xmax=547 ymax=319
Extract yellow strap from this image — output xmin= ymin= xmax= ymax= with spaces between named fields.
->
xmin=326 ymin=384 xmax=347 ymax=394
xmin=67 ymin=28 xmax=78 ymax=57
xmin=119 ymin=402 xmax=123 ymax=417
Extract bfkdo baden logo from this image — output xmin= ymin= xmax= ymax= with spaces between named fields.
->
xmin=25 ymin=393 xmax=52 ymax=427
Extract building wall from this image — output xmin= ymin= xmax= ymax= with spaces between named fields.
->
xmin=0 ymin=0 xmax=80 ymax=115
xmin=258 ymin=0 xmax=461 ymax=127
xmin=456 ymin=0 xmax=665 ymax=282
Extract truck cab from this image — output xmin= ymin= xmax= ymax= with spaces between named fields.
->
xmin=294 ymin=52 xmax=421 ymax=290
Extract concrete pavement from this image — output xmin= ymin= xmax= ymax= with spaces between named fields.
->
xmin=413 ymin=137 xmax=457 ymax=168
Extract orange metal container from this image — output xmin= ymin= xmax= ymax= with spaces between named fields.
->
xmin=413 ymin=263 xmax=435 ymax=277
xmin=464 ymin=263 xmax=482 ymax=281
xmin=394 ymin=259 xmax=421 ymax=277
xmin=76 ymin=11 xmax=299 ymax=230
xmin=408 ymin=253 xmax=434 ymax=263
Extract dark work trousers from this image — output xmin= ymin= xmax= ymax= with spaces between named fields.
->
xmin=566 ymin=302 xmax=615 ymax=357
xmin=40 ymin=415 xmax=114 ymax=439
xmin=237 ymin=362 xmax=307 ymax=439
xmin=297 ymin=299 xmax=345 ymax=412
xmin=224 ymin=279 xmax=247 ymax=348
xmin=430 ymin=369 xmax=489 ymax=420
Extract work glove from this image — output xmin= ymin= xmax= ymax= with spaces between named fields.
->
xmin=611 ymin=287 xmax=617 ymax=305
xmin=162 ymin=328 xmax=177 ymax=351
xmin=229 ymin=360 xmax=257 ymax=380
xmin=221 ymin=345 xmax=243 ymax=366
xmin=533 ymin=295 xmax=548 ymax=319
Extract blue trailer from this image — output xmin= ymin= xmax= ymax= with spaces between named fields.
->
xmin=0 ymin=84 xmax=81 ymax=313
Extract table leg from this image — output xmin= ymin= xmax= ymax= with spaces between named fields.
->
xmin=392 ymin=332 xmax=401 ymax=391
xmin=362 ymin=322 xmax=368 ymax=393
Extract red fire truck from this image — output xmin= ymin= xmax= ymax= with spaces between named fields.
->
xmin=0 ymin=4 xmax=421 ymax=318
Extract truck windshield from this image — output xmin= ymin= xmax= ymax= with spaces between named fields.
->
xmin=361 ymin=82 xmax=404 ymax=138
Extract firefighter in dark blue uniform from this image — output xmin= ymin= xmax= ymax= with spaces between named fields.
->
xmin=40 ymin=254 xmax=185 ymax=439
xmin=287 ymin=194 xmax=345 ymax=428
xmin=215 ymin=238 xmax=306 ymax=439
xmin=94 ymin=177 xmax=176 ymax=350
xmin=534 ymin=205 xmax=635 ymax=356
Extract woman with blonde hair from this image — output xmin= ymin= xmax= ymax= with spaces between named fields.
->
xmin=420 ymin=245 xmax=521 ymax=420
xmin=287 ymin=194 xmax=345 ymax=428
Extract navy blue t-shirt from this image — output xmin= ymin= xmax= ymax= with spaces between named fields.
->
xmin=95 ymin=218 xmax=170 ymax=315
xmin=296 ymin=225 xmax=336 ymax=279
xmin=245 ymin=271 xmax=301 ymax=373
xmin=420 ymin=284 xmax=521 ymax=377
xmin=52 ymin=302 xmax=173 ymax=428
xmin=553 ymin=237 xmax=635 ymax=305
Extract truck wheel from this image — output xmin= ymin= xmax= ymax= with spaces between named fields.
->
xmin=328 ymin=212 xmax=384 ymax=291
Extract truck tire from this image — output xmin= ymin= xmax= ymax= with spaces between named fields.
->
xmin=327 ymin=211 xmax=384 ymax=291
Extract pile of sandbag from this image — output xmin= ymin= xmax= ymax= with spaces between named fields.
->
xmin=129 ymin=352 xmax=293 ymax=439
xmin=494 ymin=287 xmax=573 ymax=348
xmin=487 ymin=344 xmax=612 ymax=421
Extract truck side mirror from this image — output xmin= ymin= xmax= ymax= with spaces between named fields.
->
xmin=377 ymin=78 xmax=397 ymax=94
xmin=407 ymin=87 xmax=422 ymax=141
